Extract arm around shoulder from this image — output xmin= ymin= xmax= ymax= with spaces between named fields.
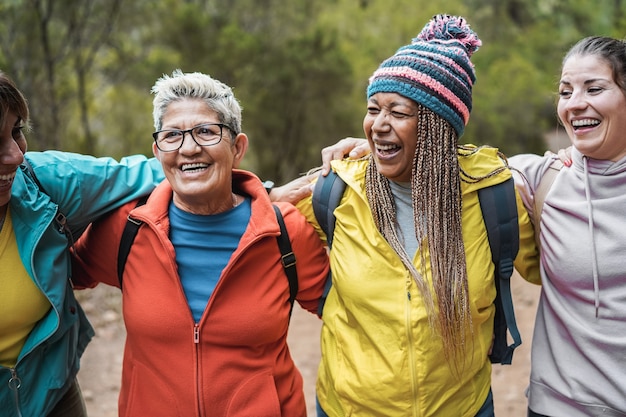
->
xmin=25 ymin=151 xmax=163 ymax=228
xmin=71 ymin=199 xmax=139 ymax=289
xmin=513 ymin=187 xmax=541 ymax=285
xmin=269 ymin=171 xmax=318 ymax=205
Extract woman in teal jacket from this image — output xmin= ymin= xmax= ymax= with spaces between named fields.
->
xmin=0 ymin=71 xmax=162 ymax=416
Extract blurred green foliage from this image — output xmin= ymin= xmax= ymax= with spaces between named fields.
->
xmin=1 ymin=0 xmax=625 ymax=183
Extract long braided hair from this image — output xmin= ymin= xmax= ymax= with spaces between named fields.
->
xmin=366 ymin=105 xmax=505 ymax=363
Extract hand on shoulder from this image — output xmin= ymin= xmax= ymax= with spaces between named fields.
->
xmin=320 ymin=137 xmax=370 ymax=175
xmin=269 ymin=172 xmax=318 ymax=205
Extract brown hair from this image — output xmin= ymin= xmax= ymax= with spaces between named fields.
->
xmin=563 ymin=36 xmax=626 ymax=94
xmin=0 ymin=71 xmax=30 ymax=131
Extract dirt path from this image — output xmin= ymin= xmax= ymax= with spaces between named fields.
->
xmin=76 ymin=274 xmax=540 ymax=416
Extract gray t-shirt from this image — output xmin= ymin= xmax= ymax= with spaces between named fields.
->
xmin=389 ymin=180 xmax=418 ymax=258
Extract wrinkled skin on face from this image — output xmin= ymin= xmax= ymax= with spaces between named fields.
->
xmin=153 ymin=99 xmax=248 ymax=215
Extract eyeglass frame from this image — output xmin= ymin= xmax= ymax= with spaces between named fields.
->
xmin=152 ymin=122 xmax=234 ymax=152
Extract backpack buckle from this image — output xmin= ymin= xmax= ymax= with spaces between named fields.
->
xmin=281 ymin=251 xmax=296 ymax=269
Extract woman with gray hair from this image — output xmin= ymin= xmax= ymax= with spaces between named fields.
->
xmin=71 ymin=70 xmax=330 ymax=417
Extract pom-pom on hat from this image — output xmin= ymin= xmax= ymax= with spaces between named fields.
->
xmin=367 ymin=14 xmax=482 ymax=138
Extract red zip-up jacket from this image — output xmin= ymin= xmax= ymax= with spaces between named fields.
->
xmin=71 ymin=170 xmax=329 ymax=417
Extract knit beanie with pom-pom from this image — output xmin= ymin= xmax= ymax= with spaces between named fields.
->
xmin=367 ymin=14 xmax=482 ymax=138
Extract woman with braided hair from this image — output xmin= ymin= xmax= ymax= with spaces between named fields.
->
xmin=274 ymin=14 xmax=539 ymax=416
xmin=314 ymin=34 xmax=626 ymax=417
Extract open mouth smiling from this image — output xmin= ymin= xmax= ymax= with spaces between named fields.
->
xmin=181 ymin=162 xmax=209 ymax=173
xmin=0 ymin=170 xmax=16 ymax=185
xmin=571 ymin=118 xmax=600 ymax=131
xmin=375 ymin=142 xmax=401 ymax=156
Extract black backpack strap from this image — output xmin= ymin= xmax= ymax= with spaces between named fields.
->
xmin=478 ymin=177 xmax=521 ymax=365
xmin=311 ymin=171 xmax=346 ymax=316
xmin=312 ymin=171 xmax=346 ymax=248
xmin=117 ymin=195 xmax=149 ymax=288
xmin=272 ymin=205 xmax=298 ymax=316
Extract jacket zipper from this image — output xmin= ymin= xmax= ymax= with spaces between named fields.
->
xmin=8 ymin=368 xmax=23 ymax=417
xmin=149 ymin=218 xmax=206 ymax=416
xmin=405 ymin=284 xmax=420 ymax=417
xmin=8 ymin=216 xmax=60 ymax=417
xmin=5 ymin=208 xmax=62 ymax=417
xmin=153 ymin=222 xmax=205 ymax=416
xmin=193 ymin=323 xmax=203 ymax=417
xmin=24 ymin=217 xmax=61 ymax=359
xmin=147 ymin=225 xmax=267 ymax=416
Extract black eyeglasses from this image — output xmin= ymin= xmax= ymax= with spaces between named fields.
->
xmin=152 ymin=123 xmax=231 ymax=152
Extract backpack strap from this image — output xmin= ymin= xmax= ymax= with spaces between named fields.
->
xmin=115 ymin=200 xmax=299 ymax=316
xmin=117 ymin=200 xmax=298 ymax=315
xmin=21 ymin=158 xmax=74 ymax=246
xmin=311 ymin=171 xmax=346 ymax=316
xmin=311 ymin=171 xmax=522 ymax=364
xmin=532 ymin=159 xmax=562 ymax=251
xmin=312 ymin=171 xmax=346 ymax=248
xmin=117 ymin=195 xmax=149 ymax=288
xmin=478 ymin=177 xmax=520 ymax=365
xmin=272 ymin=205 xmax=298 ymax=316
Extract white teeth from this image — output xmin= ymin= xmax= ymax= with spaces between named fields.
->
xmin=376 ymin=144 xmax=398 ymax=151
xmin=0 ymin=171 xmax=16 ymax=181
xmin=181 ymin=163 xmax=208 ymax=171
xmin=572 ymin=119 xmax=600 ymax=127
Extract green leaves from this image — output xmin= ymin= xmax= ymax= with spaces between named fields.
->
xmin=3 ymin=0 xmax=626 ymax=172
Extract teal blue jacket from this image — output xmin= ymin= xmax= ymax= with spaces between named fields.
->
xmin=0 ymin=150 xmax=162 ymax=417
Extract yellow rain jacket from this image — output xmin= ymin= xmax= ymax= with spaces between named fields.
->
xmin=297 ymin=145 xmax=539 ymax=417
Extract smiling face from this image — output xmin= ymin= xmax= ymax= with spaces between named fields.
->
xmin=152 ymin=98 xmax=248 ymax=214
xmin=0 ymin=111 xmax=27 ymax=209
xmin=558 ymin=54 xmax=626 ymax=162
xmin=363 ymin=92 xmax=419 ymax=182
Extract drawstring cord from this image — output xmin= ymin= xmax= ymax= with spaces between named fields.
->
xmin=582 ymin=157 xmax=600 ymax=318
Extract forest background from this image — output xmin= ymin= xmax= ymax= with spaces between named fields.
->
xmin=3 ymin=0 xmax=626 ymax=183
xmin=2 ymin=2 xmax=624 ymax=415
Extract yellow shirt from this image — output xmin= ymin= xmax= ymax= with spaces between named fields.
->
xmin=0 ymin=208 xmax=50 ymax=367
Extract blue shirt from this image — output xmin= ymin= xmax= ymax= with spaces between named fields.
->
xmin=169 ymin=198 xmax=251 ymax=322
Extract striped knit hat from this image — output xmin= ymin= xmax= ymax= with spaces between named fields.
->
xmin=367 ymin=14 xmax=481 ymax=138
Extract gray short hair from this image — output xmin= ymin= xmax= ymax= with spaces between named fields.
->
xmin=151 ymin=69 xmax=242 ymax=134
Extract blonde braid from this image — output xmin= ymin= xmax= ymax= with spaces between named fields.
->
xmin=366 ymin=162 xmax=437 ymax=320
xmin=414 ymin=109 xmax=471 ymax=364
xmin=366 ymin=106 xmax=472 ymax=364
xmin=458 ymin=145 xmax=509 ymax=183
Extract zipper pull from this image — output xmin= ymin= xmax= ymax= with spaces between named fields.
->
xmin=8 ymin=368 xmax=23 ymax=417
xmin=8 ymin=367 xmax=21 ymax=390
xmin=193 ymin=324 xmax=200 ymax=344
